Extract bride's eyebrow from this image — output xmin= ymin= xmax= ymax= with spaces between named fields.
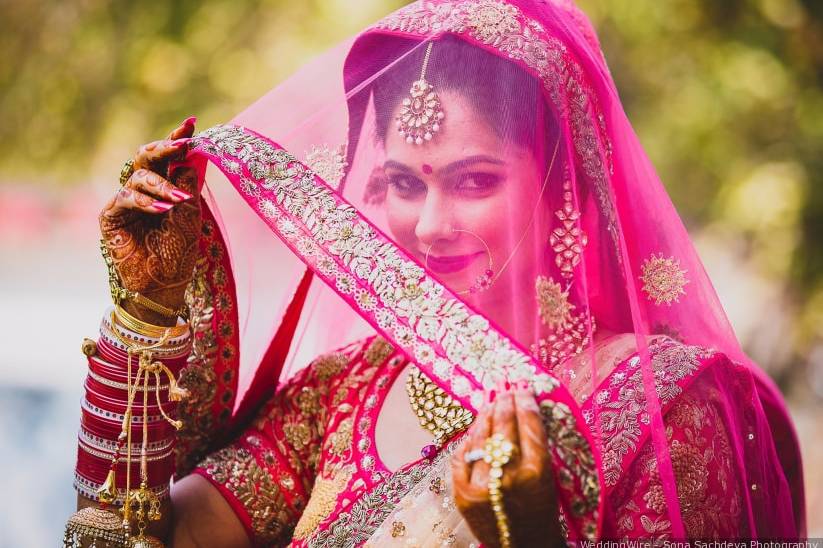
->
xmin=438 ymin=155 xmax=505 ymax=176
xmin=383 ymin=155 xmax=506 ymax=175
xmin=383 ymin=160 xmax=415 ymax=173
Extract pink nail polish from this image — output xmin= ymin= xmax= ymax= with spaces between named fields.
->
xmin=504 ymin=380 xmax=512 ymax=391
xmin=183 ymin=116 xmax=197 ymax=127
xmin=489 ymin=390 xmax=497 ymax=403
xmin=170 ymin=189 xmax=192 ymax=201
xmin=152 ymin=201 xmax=174 ymax=212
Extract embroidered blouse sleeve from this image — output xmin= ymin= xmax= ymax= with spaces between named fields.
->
xmin=608 ymin=376 xmax=744 ymax=539
xmin=193 ymin=349 xmax=353 ymax=546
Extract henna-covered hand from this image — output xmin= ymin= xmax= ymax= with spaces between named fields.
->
xmin=99 ymin=118 xmax=201 ymax=325
xmin=451 ymin=383 xmax=564 ymax=548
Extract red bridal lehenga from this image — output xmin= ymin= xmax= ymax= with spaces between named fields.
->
xmin=71 ymin=0 xmax=805 ymax=545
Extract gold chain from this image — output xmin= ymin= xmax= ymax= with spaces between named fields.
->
xmin=485 ymin=433 xmax=516 ymax=548
xmin=405 ymin=365 xmax=474 ymax=446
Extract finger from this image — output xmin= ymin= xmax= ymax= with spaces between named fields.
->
xmin=452 ymin=390 xmax=494 ymax=488
xmin=468 ymin=398 xmax=495 ymax=488
xmin=168 ymin=116 xmax=196 ymax=140
xmin=491 ymin=390 xmax=520 ymax=493
xmin=110 ymin=185 xmax=175 ymax=215
xmin=169 ymin=165 xmax=200 ymax=198
xmin=513 ymin=388 xmax=550 ymax=474
xmin=492 ymin=389 xmax=520 ymax=450
xmin=451 ymin=433 xmax=472 ymax=488
xmin=127 ymin=168 xmax=193 ymax=203
xmin=133 ymin=139 xmax=188 ymax=172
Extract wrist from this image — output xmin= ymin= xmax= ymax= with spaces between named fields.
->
xmin=122 ymin=300 xmax=179 ymax=327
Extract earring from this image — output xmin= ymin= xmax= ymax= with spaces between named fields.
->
xmin=533 ymin=170 xmax=594 ymax=369
xmin=532 ymin=275 xmax=595 ymax=370
xmin=396 ymin=42 xmax=445 ymax=146
xmin=424 ymin=229 xmax=494 ymax=295
xmin=550 ymin=169 xmax=588 ymax=279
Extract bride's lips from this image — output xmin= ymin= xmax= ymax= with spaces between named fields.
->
xmin=425 ymin=251 xmax=484 ymax=274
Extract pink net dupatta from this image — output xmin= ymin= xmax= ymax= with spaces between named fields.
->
xmin=173 ymin=0 xmax=803 ymax=540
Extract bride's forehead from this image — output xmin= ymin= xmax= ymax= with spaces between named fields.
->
xmin=384 ymin=90 xmax=504 ymax=165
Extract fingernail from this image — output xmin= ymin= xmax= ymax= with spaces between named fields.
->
xmin=170 ymin=189 xmax=192 ymax=201
xmin=518 ymin=380 xmax=530 ymax=391
xmin=488 ymin=389 xmax=497 ymax=403
xmin=152 ymin=201 xmax=174 ymax=212
xmin=504 ymin=380 xmax=512 ymax=391
xmin=183 ymin=116 xmax=197 ymax=127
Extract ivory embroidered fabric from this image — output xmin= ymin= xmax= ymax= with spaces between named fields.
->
xmin=175 ymin=0 xmax=804 ymax=543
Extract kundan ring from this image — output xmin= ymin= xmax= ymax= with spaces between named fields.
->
xmin=464 ymin=448 xmax=486 ymax=464
xmin=119 ymin=158 xmax=135 ymax=186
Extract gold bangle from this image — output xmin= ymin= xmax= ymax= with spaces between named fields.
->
xmin=130 ymin=290 xmax=188 ymax=320
xmin=484 ymin=433 xmax=517 ymax=548
xmin=102 ymin=327 xmax=192 ymax=361
xmin=114 ymin=305 xmax=190 ymax=340
xmin=119 ymin=158 xmax=135 ymax=186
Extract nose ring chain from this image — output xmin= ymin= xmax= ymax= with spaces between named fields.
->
xmin=424 ymin=229 xmax=494 ymax=295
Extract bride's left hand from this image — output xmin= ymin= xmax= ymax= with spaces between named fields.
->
xmin=451 ymin=383 xmax=563 ymax=547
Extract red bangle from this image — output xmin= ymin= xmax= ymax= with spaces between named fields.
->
xmin=76 ymin=445 xmax=175 ymax=487
xmin=88 ymin=355 xmax=182 ymax=387
xmin=84 ymin=378 xmax=176 ymax=413
xmin=81 ymin=414 xmax=174 ymax=441
xmin=96 ymin=336 xmax=189 ymax=371
xmin=84 ymin=375 xmax=177 ymax=410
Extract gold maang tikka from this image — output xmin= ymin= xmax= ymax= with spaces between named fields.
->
xmin=396 ymin=42 xmax=445 ymax=146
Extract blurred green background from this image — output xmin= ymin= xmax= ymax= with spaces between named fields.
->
xmin=0 ymin=0 xmax=821 ymax=541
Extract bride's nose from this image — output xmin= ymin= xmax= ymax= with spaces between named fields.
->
xmin=414 ymin=189 xmax=456 ymax=247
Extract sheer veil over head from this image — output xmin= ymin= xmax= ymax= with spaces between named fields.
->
xmin=175 ymin=0 xmax=804 ymax=540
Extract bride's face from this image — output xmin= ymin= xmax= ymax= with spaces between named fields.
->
xmin=383 ymin=89 xmax=551 ymax=308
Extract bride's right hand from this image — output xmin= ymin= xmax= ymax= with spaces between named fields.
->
xmin=98 ymin=118 xmax=202 ymax=325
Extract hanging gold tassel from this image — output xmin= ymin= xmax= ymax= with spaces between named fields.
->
xmin=128 ymin=534 xmax=165 ymax=548
xmin=96 ymin=469 xmax=118 ymax=505
xmin=63 ymin=507 xmax=126 ymax=548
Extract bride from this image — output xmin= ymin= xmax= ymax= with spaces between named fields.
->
xmin=70 ymin=1 xmax=804 ymax=546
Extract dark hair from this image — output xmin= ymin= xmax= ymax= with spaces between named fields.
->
xmin=372 ymin=35 xmax=554 ymax=156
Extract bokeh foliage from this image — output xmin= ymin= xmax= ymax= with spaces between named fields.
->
xmin=1 ymin=0 xmax=822 ymax=385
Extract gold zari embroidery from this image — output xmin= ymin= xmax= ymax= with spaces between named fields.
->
xmin=176 ymin=220 xmax=236 ymax=475
xmin=293 ymin=465 xmax=355 ymax=540
xmin=199 ymin=445 xmax=294 ymax=545
xmin=364 ymin=337 xmax=395 ymax=367
xmin=640 ymin=254 xmax=690 ymax=306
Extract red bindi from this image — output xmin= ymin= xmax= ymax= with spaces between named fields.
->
xmin=422 ymin=163 xmax=433 ymax=174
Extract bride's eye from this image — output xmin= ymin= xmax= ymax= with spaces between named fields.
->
xmin=454 ymin=172 xmax=502 ymax=195
xmin=387 ymin=174 xmax=426 ymax=198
